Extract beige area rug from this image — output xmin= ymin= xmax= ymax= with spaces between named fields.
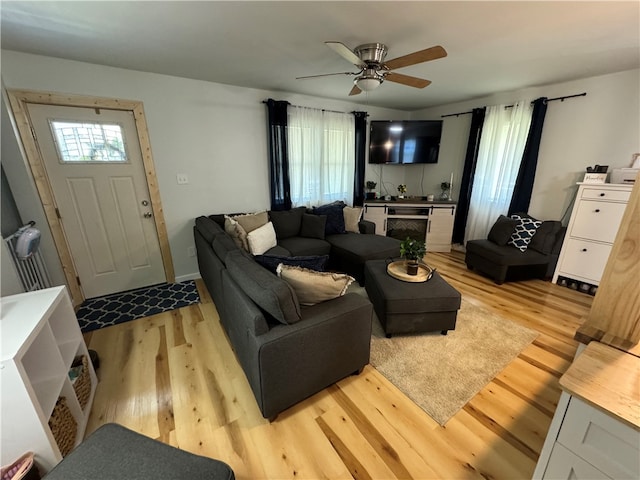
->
xmin=368 ymin=297 xmax=538 ymax=426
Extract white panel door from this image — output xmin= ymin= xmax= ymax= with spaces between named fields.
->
xmin=28 ymin=104 xmax=165 ymax=298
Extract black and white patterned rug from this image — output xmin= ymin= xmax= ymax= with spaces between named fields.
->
xmin=76 ymin=281 xmax=200 ymax=333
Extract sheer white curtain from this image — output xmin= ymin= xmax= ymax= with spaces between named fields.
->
xmin=464 ymin=100 xmax=533 ymax=243
xmin=287 ymin=106 xmax=355 ymax=207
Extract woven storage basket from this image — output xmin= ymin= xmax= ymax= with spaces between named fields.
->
xmin=48 ymin=397 xmax=77 ymax=457
xmin=72 ymin=355 xmax=91 ymax=410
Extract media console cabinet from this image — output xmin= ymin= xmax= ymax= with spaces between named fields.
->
xmin=363 ymin=200 xmax=456 ymax=252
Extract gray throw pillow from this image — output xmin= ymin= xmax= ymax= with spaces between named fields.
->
xmin=487 ymin=215 xmax=518 ymax=246
xmin=225 ymin=250 xmax=301 ymax=325
xmin=300 ymin=213 xmax=326 ymax=239
xmin=269 ymin=207 xmax=306 ymax=239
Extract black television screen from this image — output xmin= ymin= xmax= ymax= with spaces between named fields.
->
xmin=369 ymin=120 xmax=442 ymax=164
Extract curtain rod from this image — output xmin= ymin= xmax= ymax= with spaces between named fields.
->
xmin=440 ymin=92 xmax=587 ymax=118
xmin=261 ymin=100 xmax=367 ymax=116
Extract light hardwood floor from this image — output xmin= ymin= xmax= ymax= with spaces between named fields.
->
xmin=83 ymin=251 xmax=592 ymax=479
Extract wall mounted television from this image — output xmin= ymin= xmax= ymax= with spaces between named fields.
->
xmin=369 ymin=120 xmax=443 ymax=164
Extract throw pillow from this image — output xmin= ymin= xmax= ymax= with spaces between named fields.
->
xmin=268 ymin=207 xmax=306 ymax=239
xmin=313 ymin=201 xmax=346 ymax=235
xmin=487 ymin=215 xmax=519 ymax=246
xmin=508 ymin=214 xmax=543 ymax=252
xmin=343 ymin=206 xmax=363 ymax=234
xmin=224 ymin=215 xmax=249 ymax=251
xmin=300 ymin=213 xmax=326 ymax=239
xmin=254 ymin=254 xmax=329 ymax=274
xmin=233 ymin=211 xmax=269 ymax=234
xmin=276 ymin=264 xmax=354 ymax=306
xmin=225 ymin=250 xmax=301 ymax=325
xmin=247 ymin=221 xmax=277 ymax=255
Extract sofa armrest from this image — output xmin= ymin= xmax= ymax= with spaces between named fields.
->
xmin=359 ymin=219 xmax=376 ymax=235
xmin=254 ymin=293 xmax=373 ymax=418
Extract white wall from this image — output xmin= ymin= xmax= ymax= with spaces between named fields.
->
xmin=411 ymin=69 xmax=640 ymax=221
xmin=0 ymin=51 xmax=406 ymax=282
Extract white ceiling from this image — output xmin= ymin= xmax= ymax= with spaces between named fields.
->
xmin=2 ymin=1 xmax=639 ymax=111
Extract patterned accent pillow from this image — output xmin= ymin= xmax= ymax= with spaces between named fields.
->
xmin=508 ymin=214 xmax=543 ymax=252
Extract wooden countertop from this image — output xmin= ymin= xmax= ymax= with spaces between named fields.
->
xmin=559 ymin=341 xmax=640 ymax=431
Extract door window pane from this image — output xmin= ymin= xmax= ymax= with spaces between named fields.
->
xmin=50 ymin=120 xmax=127 ymax=163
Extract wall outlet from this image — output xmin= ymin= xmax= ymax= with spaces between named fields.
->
xmin=187 ymin=246 xmax=196 ymax=257
xmin=177 ymin=173 xmax=189 ymax=185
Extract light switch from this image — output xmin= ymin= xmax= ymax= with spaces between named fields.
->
xmin=177 ymin=173 xmax=189 ymax=185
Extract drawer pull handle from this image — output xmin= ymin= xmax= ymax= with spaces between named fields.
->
xmin=581 ymin=248 xmax=588 ymax=252
xmin=594 ymin=209 xmax=600 ymax=213
xmin=599 ymin=193 xmax=605 ymax=197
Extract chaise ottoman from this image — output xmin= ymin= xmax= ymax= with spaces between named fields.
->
xmin=364 ymin=259 xmax=461 ymax=337
xmin=43 ymin=423 xmax=235 ymax=479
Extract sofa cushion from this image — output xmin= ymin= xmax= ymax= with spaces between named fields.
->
xmin=195 ymin=216 xmax=225 ymax=244
xmin=212 ymin=233 xmax=239 ymax=263
xmin=466 ymin=239 xmax=548 ymax=265
xmin=278 ymin=237 xmax=331 ymax=257
xmin=313 ymin=201 xmax=346 ymax=235
xmin=247 ymin=221 xmax=278 ymax=255
xmin=528 ymin=220 xmax=563 ymax=254
xmin=300 ymin=213 xmax=326 ymax=239
xmin=225 ymin=250 xmax=301 ymax=325
xmin=487 ymin=215 xmax=518 ymax=246
xmin=233 ymin=211 xmax=269 ymax=233
xmin=269 ymin=207 xmax=306 ymax=239
xmin=276 ymin=264 xmax=354 ymax=306
xmin=508 ymin=214 xmax=542 ymax=252
xmin=254 ymin=254 xmax=329 ymax=274
xmin=343 ymin=206 xmax=363 ymax=234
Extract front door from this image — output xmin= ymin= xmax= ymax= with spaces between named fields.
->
xmin=28 ymin=104 xmax=166 ymax=298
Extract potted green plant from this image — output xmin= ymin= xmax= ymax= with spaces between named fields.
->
xmin=397 ymin=183 xmax=407 ymax=199
xmin=400 ymin=237 xmax=426 ymax=275
xmin=365 ymin=180 xmax=377 ymax=200
xmin=440 ymin=181 xmax=451 ymax=200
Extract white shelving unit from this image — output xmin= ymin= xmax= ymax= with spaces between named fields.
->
xmin=1 ymin=286 xmax=97 ymax=473
xmin=553 ymin=183 xmax=632 ymax=287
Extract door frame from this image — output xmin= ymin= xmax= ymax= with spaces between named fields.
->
xmin=7 ymin=89 xmax=174 ymax=306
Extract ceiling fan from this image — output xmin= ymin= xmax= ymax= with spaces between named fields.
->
xmin=297 ymin=41 xmax=447 ymax=96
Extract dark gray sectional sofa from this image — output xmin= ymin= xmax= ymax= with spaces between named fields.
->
xmin=193 ymin=210 xmax=401 ymax=419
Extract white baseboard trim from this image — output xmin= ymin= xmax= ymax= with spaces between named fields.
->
xmin=175 ymin=272 xmax=201 ymax=283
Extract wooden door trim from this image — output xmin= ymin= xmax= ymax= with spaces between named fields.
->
xmin=7 ymin=89 xmax=175 ymax=306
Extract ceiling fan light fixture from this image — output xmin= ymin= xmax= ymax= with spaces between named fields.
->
xmin=355 ymin=76 xmax=381 ymax=92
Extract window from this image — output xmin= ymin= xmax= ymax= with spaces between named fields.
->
xmin=50 ymin=120 xmax=127 ymax=163
xmin=464 ymin=101 xmax=533 ymax=243
xmin=287 ymin=107 xmax=355 ymax=207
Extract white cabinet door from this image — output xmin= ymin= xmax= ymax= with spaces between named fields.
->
xmin=363 ymin=204 xmax=387 ymax=236
xmin=558 ymin=239 xmax=612 ymax=283
xmin=570 ymin=200 xmax=627 ymax=244
xmin=545 ymin=443 xmax=610 ymax=479
xmin=426 ymin=206 xmax=455 ymax=252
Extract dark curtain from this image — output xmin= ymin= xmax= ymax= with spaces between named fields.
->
xmin=508 ymin=97 xmax=548 ymax=215
xmin=265 ymin=99 xmax=291 ymax=211
xmin=452 ymin=107 xmax=486 ymax=244
xmin=352 ymin=111 xmax=368 ymax=206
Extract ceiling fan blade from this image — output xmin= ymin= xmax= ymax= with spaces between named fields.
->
xmin=384 ymin=45 xmax=447 ymax=70
xmin=385 ymin=72 xmax=432 ymax=89
xmin=296 ymin=71 xmax=359 ymax=80
xmin=349 ymin=85 xmax=362 ymax=96
xmin=325 ymin=41 xmax=366 ymax=68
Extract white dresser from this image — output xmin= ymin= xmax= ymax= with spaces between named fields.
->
xmin=553 ymin=183 xmax=632 ymax=286
xmin=533 ymin=342 xmax=640 ymax=480
xmin=1 ymin=286 xmax=97 ymax=473
xmin=363 ymin=201 xmax=456 ymax=252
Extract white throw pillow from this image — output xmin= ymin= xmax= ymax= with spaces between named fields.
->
xmin=276 ymin=264 xmax=354 ymax=306
xmin=247 ymin=221 xmax=277 ymax=255
xmin=343 ymin=206 xmax=363 ymax=233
